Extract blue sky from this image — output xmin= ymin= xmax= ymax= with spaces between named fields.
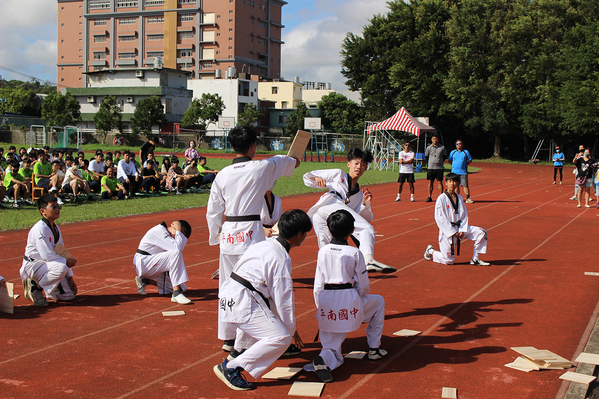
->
xmin=0 ymin=0 xmax=389 ymax=90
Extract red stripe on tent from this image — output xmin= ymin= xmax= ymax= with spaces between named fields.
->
xmin=367 ymin=107 xmax=435 ymax=136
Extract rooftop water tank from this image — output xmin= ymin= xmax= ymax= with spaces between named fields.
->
xmin=153 ymin=57 xmax=163 ymax=68
xmin=227 ymin=66 xmax=237 ymax=78
xmin=215 ymin=69 xmax=222 ymax=79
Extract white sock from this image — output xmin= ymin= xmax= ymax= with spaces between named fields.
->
xmin=411 ymin=194 xmax=414 ymax=199
xmin=364 ymin=254 xmax=375 ymax=264
xmin=396 ymin=193 xmax=400 ymax=198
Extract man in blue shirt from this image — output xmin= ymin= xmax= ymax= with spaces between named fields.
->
xmin=448 ymin=139 xmax=473 ymax=203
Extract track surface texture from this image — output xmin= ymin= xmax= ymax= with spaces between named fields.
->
xmin=1 ymin=162 xmax=598 ymax=399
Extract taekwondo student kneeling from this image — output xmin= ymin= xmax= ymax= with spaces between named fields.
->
xmin=308 ymin=209 xmax=387 ymax=383
xmin=423 ymin=173 xmax=490 ymax=266
xmin=213 ymin=210 xmax=312 ymax=391
xmin=134 ymin=220 xmax=193 ymax=304
xmin=303 ymin=147 xmax=396 ymax=273
xmin=20 ymin=194 xmax=78 ymax=307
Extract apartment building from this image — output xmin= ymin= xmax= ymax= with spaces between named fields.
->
xmin=257 ymin=79 xmax=301 ymax=109
xmin=57 ymin=0 xmax=286 ymax=88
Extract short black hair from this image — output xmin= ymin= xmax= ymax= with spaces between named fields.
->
xmin=229 ymin=126 xmax=257 ymax=154
xmin=122 ymin=150 xmax=131 ymax=156
xmin=171 ymin=156 xmax=179 ymax=164
xmin=278 ymin=209 xmax=313 ymax=239
xmin=327 ymin=209 xmax=355 ymax=240
xmin=83 ymin=159 xmax=90 ymax=167
xmin=179 ymin=220 xmax=192 ymax=239
xmin=115 ymin=150 xmax=121 ymax=155
xmin=445 ymin=172 xmax=460 ymax=182
xmin=347 ymin=147 xmax=373 ymax=164
xmin=38 ymin=194 xmax=58 ymax=210
xmin=432 ymin=133 xmax=440 ymax=139
xmin=9 ymin=160 xmax=19 ymax=169
xmin=199 ymin=156 xmax=207 ymax=162
xmin=51 ymin=160 xmax=61 ymax=166
xmin=9 ymin=145 xmax=16 ymax=150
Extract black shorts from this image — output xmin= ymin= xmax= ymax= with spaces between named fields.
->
xmin=397 ymin=173 xmax=415 ymax=184
xmin=427 ymin=169 xmax=444 ymax=181
xmin=36 ymin=177 xmax=51 ymax=189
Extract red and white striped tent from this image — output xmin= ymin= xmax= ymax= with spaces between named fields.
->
xmin=367 ymin=107 xmax=435 ymax=136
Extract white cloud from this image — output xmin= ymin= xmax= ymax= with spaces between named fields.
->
xmin=282 ymin=0 xmax=389 ymax=91
xmin=0 ymin=0 xmax=57 ymax=83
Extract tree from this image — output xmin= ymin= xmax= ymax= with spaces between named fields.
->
xmin=131 ymin=96 xmax=166 ymax=135
xmin=93 ymin=95 xmax=122 ymax=133
xmin=181 ymin=93 xmax=225 ymax=129
xmin=41 ymin=91 xmax=81 ymax=126
xmin=0 ymin=87 xmax=40 ymax=116
xmin=285 ymin=102 xmax=310 ymax=135
xmin=317 ymin=92 xmax=364 ymax=134
xmin=238 ymin=103 xmax=264 ymax=127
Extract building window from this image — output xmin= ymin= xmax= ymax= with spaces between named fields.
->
xmin=119 ymin=18 xmax=137 ymax=25
xmin=282 ymin=101 xmax=288 ymax=108
xmin=228 ymin=37 xmax=233 ymax=41
xmin=228 ymin=46 xmax=232 ymax=49
xmin=93 ymin=66 xmax=104 ymax=71
xmin=216 ymin=33 xmax=220 ymax=36
xmin=177 ymin=63 xmax=192 ymax=70
xmin=178 ymin=49 xmax=193 ymax=57
xmin=216 ymin=51 xmax=220 ymax=55
xmin=178 ymin=31 xmax=194 ymax=39
xmin=147 ymin=51 xmax=164 ymax=58
xmin=93 ymin=51 xmax=107 ymax=60
xmin=147 ymin=34 xmax=164 ymax=41
xmin=94 ymin=34 xmax=107 ymax=43
xmin=258 ymin=38 xmax=265 ymax=45
xmin=217 ymin=15 xmax=221 ymax=18
xmin=178 ymin=0 xmax=194 ymax=3
xmin=272 ymin=87 xmax=278 ymax=94
xmin=229 ymin=28 xmax=233 ymax=31
xmin=179 ymin=14 xmax=194 ymax=22
xmin=146 ymin=0 xmax=164 ymax=5
xmin=119 ymin=52 xmax=136 ymax=59
xmin=117 ymin=1 xmax=138 ymax=7
xmin=258 ymin=21 xmax=266 ymax=28
xmin=203 ymin=63 xmax=213 ymax=68
xmin=147 ymin=17 xmax=164 ymax=23
xmin=89 ymin=0 xmax=110 ymax=9
xmin=94 ymin=19 xmax=108 ymax=26
xmin=279 ymin=115 xmax=288 ymax=123
xmin=119 ymin=35 xmax=137 ymax=42
xmin=229 ymin=9 xmax=233 ymax=13
xmin=229 ymin=18 xmax=233 ymax=22
xmin=228 ymin=55 xmax=233 ymax=59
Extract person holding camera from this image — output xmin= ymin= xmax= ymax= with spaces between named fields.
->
xmin=574 ymin=147 xmax=597 ymax=208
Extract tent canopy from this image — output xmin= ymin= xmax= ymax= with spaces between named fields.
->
xmin=367 ymin=107 xmax=435 ymax=136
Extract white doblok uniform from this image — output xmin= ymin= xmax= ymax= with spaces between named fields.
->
xmin=314 ymin=242 xmax=385 ymax=371
xmin=133 ymin=223 xmax=188 ymax=294
xmin=207 ymin=155 xmax=296 ymax=340
xmin=219 ymin=238 xmax=296 ymax=378
xmin=20 ymin=219 xmax=75 ymax=300
xmin=432 ymin=192 xmax=487 ymax=264
xmin=261 ymin=193 xmax=283 ymax=228
xmin=303 ymin=169 xmax=375 ymax=256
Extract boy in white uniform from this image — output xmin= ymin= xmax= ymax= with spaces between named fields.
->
xmin=309 ymin=210 xmax=387 ymax=383
xmin=133 ymin=220 xmax=193 ymax=304
xmin=20 ymin=195 xmax=78 ymax=307
xmin=206 ymin=126 xmax=300 ymax=351
xmin=423 ymin=173 xmax=490 ymax=266
xmin=395 ymin=141 xmax=416 ymax=202
xmin=213 ymin=210 xmax=311 ymax=391
xmin=303 ymin=148 xmax=396 ymax=273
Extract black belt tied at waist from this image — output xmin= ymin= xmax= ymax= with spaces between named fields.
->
xmin=230 ymin=272 xmax=271 ymax=309
xmin=324 ymin=283 xmax=353 ymax=290
xmin=224 ymin=215 xmax=261 ymax=222
xmin=23 ymin=255 xmax=35 ymax=262
xmin=136 ymin=249 xmax=151 ymax=256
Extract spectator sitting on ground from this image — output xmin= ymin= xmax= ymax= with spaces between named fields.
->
xmin=183 ymin=159 xmax=202 ymax=188
xmin=166 ymin=157 xmax=189 ymax=194
xmin=140 ymin=160 xmax=160 ymax=193
xmin=81 ymin=159 xmax=94 ymax=186
xmin=8 ymin=145 xmax=20 ymax=163
xmin=197 ymin=156 xmax=218 ymax=184
xmin=18 ymin=157 xmax=33 ymax=194
xmin=114 ymin=150 xmax=122 ymax=165
xmin=0 ymin=148 xmax=6 ymax=169
xmin=184 ymin=140 xmax=200 ymax=165
xmin=77 ymin=151 xmax=85 ymax=162
xmin=88 ymin=151 xmax=106 ymax=193
xmin=51 ymin=160 xmax=65 ymax=204
xmin=117 ymin=150 xmax=141 ymax=195
xmin=19 ymin=147 xmax=27 ymax=160
xmin=160 ymin=156 xmax=171 ymax=188
xmin=101 ymin=166 xmax=127 ymax=200
xmin=62 ymin=164 xmax=93 ymax=201
xmin=42 ymin=145 xmax=51 ymax=161
xmin=104 ymin=157 xmax=114 ymax=172
xmin=5 ymin=160 xmax=30 ymax=207
xmin=34 ymin=152 xmax=59 ymax=194
xmin=27 ymin=148 xmax=38 ymax=165
xmin=143 ymin=151 xmax=158 ymax=170
xmin=131 ymin=153 xmax=142 ymax=172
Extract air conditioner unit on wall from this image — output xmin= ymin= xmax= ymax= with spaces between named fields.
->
xmin=126 ymin=96 xmax=134 ymax=103
xmin=87 ymin=96 xmax=95 ymax=103
xmin=135 ymin=70 xmax=144 ymax=78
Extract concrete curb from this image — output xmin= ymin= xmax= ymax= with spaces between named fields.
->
xmin=564 ymin=315 xmax=599 ymax=399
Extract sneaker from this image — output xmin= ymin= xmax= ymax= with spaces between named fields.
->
xmin=585 ymin=205 xmax=591 ymax=208
xmin=410 ymin=196 xmax=415 ymax=202
xmin=211 ymin=269 xmax=220 ymax=279
xmin=24 ymin=199 xmax=34 ymax=205
xmin=424 ymin=244 xmax=433 ymax=261
xmin=171 ymin=292 xmax=192 ymax=304
xmin=552 ymin=181 xmax=556 ymax=185
xmin=470 ymin=258 xmax=490 ymax=266
xmin=222 ymin=339 xmax=235 ymax=352
xmin=213 ymin=359 xmax=254 ymax=391
xmin=425 ymin=197 xmax=433 ymax=203
xmin=559 ymin=181 xmax=563 ymax=185
xmin=570 ymin=196 xmax=578 ymax=200
xmin=282 ymin=344 xmax=301 ymax=357
xmin=368 ymin=348 xmax=388 ymax=360
xmin=465 ymin=198 xmax=474 ymax=204
xmin=22 ymin=278 xmax=32 ymax=300
xmin=313 ymin=355 xmax=333 ymax=383
xmin=366 ymin=260 xmax=397 ymax=273
xmin=135 ymin=276 xmax=147 ymax=295
xmin=395 ymin=194 xmax=401 ymax=202
xmin=49 ymin=186 xmax=58 ymax=193
xmin=31 ymin=289 xmax=48 ymax=307
xmin=12 ymin=202 xmax=21 ymax=208
xmin=57 ymin=198 xmax=64 ymax=205
xmin=176 ymin=190 xmax=183 ymax=195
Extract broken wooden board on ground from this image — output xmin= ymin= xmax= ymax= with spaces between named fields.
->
xmin=262 ymin=367 xmax=302 ymax=380
xmin=288 ymin=381 xmax=325 ymax=397
xmin=393 ymin=329 xmax=422 ymax=337
xmin=0 ymin=282 xmax=15 ymax=314
xmin=162 ymin=311 xmax=186 ymax=316
xmin=344 ymin=351 xmax=366 ymax=360
xmin=441 ymin=387 xmax=457 ymax=398
xmin=575 ymin=353 xmax=599 ymax=365
xmin=504 ymin=356 xmax=540 ymax=372
xmin=511 ymin=346 xmax=571 ymax=369
xmin=559 ymin=371 xmax=596 ymax=384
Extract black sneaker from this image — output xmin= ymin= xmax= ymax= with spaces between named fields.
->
xmin=282 ymin=344 xmax=301 ymax=357
xmin=313 ymin=355 xmax=333 ymax=383
xmin=425 ymin=197 xmax=433 ymax=203
xmin=368 ymin=348 xmax=388 ymax=360
xmin=222 ymin=339 xmax=235 ymax=352
xmin=213 ymin=359 xmax=254 ymax=390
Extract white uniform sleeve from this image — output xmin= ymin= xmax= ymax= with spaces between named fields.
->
xmin=117 ymin=160 xmax=127 ymax=180
xmin=313 ymin=250 xmax=326 ymax=308
xmin=354 ymin=250 xmax=370 ymax=297
xmin=435 ymin=195 xmax=456 ymax=238
xmin=359 ymin=202 xmax=374 ymax=223
xmin=206 ymin=179 xmax=225 ymax=246
xmin=37 ymin=225 xmax=67 ymax=264
xmin=269 ymin=155 xmax=297 ymax=180
xmin=303 ymin=169 xmax=343 ymax=189
xmin=270 ymin=263 xmax=296 ymax=334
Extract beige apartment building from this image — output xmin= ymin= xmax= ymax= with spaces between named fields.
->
xmin=258 ymin=79 xmax=301 ymax=109
xmin=57 ymin=0 xmax=286 ymax=89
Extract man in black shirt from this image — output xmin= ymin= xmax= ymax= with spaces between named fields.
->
xmin=574 ymin=147 xmax=597 ymax=208
xmin=139 ymin=136 xmax=157 ymax=164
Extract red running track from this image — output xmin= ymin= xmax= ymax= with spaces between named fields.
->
xmin=1 ymin=162 xmax=598 ymax=399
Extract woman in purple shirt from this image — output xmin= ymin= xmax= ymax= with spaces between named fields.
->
xmin=184 ymin=140 xmax=200 ymax=165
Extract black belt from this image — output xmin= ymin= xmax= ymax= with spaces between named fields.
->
xmin=451 ymin=237 xmax=461 ymax=256
xmin=230 ymin=272 xmax=270 ymax=309
xmin=136 ymin=249 xmax=151 ymax=256
xmin=324 ymin=283 xmax=353 ymax=290
xmin=450 ymin=220 xmax=462 ymax=228
xmin=224 ymin=215 xmax=261 ymax=222
xmin=24 ymin=255 xmax=35 ymax=262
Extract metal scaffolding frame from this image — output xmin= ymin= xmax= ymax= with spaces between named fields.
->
xmin=363 ymin=121 xmax=404 ymax=171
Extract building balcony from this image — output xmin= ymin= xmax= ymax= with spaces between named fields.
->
xmin=116 ymin=59 xmax=137 ymax=66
